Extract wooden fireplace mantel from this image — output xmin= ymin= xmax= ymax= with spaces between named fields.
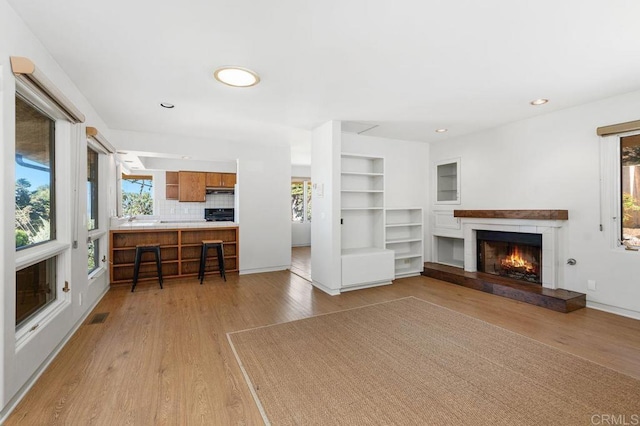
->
xmin=453 ymin=210 xmax=568 ymax=220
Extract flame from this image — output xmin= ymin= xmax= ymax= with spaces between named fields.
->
xmin=500 ymin=246 xmax=535 ymax=272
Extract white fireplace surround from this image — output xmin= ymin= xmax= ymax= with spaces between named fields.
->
xmin=461 ymin=218 xmax=565 ymax=289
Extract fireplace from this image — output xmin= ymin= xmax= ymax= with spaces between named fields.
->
xmin=476 ymin=230 xmax=542 ymax=284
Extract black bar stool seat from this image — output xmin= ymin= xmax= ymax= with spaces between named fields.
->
xmin=198 ymin=240 xmax=226 ymax=284
xmin=132 ymin=244 xmax=163 ymax=292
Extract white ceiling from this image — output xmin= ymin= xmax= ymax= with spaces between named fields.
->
xmin=8 ymin=0 xmax=640 ymax=165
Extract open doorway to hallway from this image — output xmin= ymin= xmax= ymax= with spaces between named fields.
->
xmin=291 ymin=177 xmax=311 ymax=281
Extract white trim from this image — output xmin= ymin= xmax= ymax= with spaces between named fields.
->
xmin=587 ymin=300 xmax=640 ymax=321
xmin=15 ymin=241 xmax=69 ymax=270
xmin=310 ymin=280 xmax=341 ymax=295
xmin=239 ymin=265 xmax=288 ymax=275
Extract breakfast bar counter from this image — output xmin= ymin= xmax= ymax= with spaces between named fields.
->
xmin=109 ymin=224 xmax=239 ymax=285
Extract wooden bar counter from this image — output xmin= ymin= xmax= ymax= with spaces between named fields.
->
xmin=109 ymin=224 xmax=239 ymax=285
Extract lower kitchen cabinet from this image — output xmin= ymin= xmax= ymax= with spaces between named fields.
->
xmin=109 ymin=226 xmax=239 ymax=285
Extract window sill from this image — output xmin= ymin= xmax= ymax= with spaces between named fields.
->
xmin=15 ymin=297 xmax=71 ymax=351
xmin=15 ymin=241 xmax=70 ymax=270
xmin=88 ymin=266 xmax=106 ymax=282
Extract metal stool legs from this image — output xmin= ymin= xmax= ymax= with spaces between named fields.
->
xmin=132 ymin=245 xmax=163 ymax=292
xmin=199 ymin=240 xmax=226 ymax=284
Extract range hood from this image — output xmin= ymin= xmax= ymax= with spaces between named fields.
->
xmin=206 ymin=188 xmax=234 ymax=194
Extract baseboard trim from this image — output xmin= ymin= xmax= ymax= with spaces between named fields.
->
xmin=311 ymin=280 xmax=341 ymax=296
xmin=0 ymin=285 xmax=110 ymax=423
xmin=586 ymin=301 xmax=640 ymax=320
xmin=239 ymin=265 xmax=289 ymax=275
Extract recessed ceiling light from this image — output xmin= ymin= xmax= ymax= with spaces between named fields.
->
xmin=124 ymin=160 xmax=134 ymax=163
xmin=435 ymin=128 xmax=448 ymax=133
xmin=160 ymin=102 xmax=175 ymax=109
xmin=181 ymin=156 xmax=190 ymax=159
xmin=530 ymin=98 xmax=549 ymax=106
xmin=214 ymin=66 xmax=260 ymax=87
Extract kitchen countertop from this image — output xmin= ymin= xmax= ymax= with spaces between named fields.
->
xmin=110 ymin=220 xmax=238 ymax=231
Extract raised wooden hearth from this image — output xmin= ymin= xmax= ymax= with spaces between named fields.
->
xmin=422 ymin=262 xmax=585 ymax=313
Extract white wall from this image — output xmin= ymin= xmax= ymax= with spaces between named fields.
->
xmin=0 ymin=0 xmax=113 ymax=418
xmin=430 ymin=89 xmax=640 ymax=319
xmin=111 ymin=129 xmax=292 ymax=274
xmin=311 ymin=121 xmax=342 ymax=294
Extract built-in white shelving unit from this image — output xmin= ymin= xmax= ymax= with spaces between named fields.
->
xmin=435 ymin=158 xmax=461 ymax=204
xmin=385 ymin=208 xmax=424 ymax=278
xmin=340 ymin=153 xmax=394 ymax=290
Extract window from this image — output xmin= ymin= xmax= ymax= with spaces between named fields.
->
xmin=87 ymin=147 xmax=100 ymax=274
xmin=16 ymin=257 xmax=57 ymax=326
xmin=121 ymin=174 xmax=153 ymax=216
xmin=15 ymin=95 xmax=56 ymax=249
xmin=291 ymin=180 xmax=311 ymax=223
xmin=621 ymin=134 xmax=640 ymax=246
xmin=15 ymin=92 xmax=64 ymax=330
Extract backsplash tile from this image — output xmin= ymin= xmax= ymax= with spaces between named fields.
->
xmin=157 ymin=193 xmax=235 ymax=219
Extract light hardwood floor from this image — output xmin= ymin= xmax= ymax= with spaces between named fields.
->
xmin=290 ymin=246 xmax=311 ymax=281
xmin=6 ymin=271 xmax=640 ymax=425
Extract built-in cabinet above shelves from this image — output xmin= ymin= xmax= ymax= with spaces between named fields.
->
xmin=340 ymin=153 xmax=394 ymax=290
xmin=435 ymin=158 xmax=460 ymax=204
xmin=385 ymin=208 xmax=424 ymax=278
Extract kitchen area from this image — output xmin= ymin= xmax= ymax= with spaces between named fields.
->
xmin=110 ymin=161 xmax=240 ymax=286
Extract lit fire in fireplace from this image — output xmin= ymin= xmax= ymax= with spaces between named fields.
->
xmin=500 ymin=246 xmax=535 ymax=273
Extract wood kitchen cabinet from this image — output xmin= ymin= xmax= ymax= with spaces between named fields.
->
xmin=178 ymin=171 xmax=206 ymax=202
xmin=109 ymin=226 xmax=239 ymax=285
xmin=166 ymin=171 xmax=179 ymax=200
xmin=206 ymin=172 xmax=236 ymax=188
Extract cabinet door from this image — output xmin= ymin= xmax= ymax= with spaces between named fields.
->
xmin=179 ymin=171 xmax=206 ymax=202
xmin=205 ymin=172 xmax=222 ymax=187
xmin=221 ymin=173 xmax=236 ymax=188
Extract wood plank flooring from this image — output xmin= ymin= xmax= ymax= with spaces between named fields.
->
xmin=289 ymin=246 xmax=311 ymax=281
xmin=5 ymin=270 xmax=640 ymax=425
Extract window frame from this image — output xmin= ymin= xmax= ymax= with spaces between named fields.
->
xmin=601 ymin=130 xmax=640 ymax=251
xmin=291 ymin=178 xmax=312 ymax=223
xmin=87 ymin=139 xmax=108 ymax=280
xmin=14 ymin=80 xmax=72 ymax=341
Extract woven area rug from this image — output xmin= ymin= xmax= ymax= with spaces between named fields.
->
xmin=227 ymin=297 xmax=640 ymax=425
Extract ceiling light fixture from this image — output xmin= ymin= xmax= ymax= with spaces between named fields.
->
xmin=530 ymin=98 xmax=549 ymax=106
xmin=160 ymin=102 xmax=175 ymax=109
xmin=214 ymin=66 xmax=260 ymax=87
xmin=435 ymin=128 xmax=448 ymax=133
xmin=181 ymin=156 xmax=191 ymax=159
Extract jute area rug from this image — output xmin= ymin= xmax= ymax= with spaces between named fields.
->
xmin=227 ymin=297 xmax=640 ymax=425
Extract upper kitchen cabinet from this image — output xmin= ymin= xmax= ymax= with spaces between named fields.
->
xmin=179 ymin=171 xmax=206 ymax=202
xmin=206 ymin=172 xmax=236 ymax=188
xmin=166 ymin=171 xmax=179 ymax=200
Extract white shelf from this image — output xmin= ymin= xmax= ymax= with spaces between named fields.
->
xmin=394 ymin=252 xmax=422 ymax=260
xmin=341 ymin=190 xmax=384 ymax=193
xmin=385 ymin=222 xmax=422 ymax=228
xmin=386 ymin=237 xmax=422 ymax=244
xmin=341 ymin=171 xmax=384 ymax=177
xmin=342 ymin=207 xmax=384 ymax=211
xmin=384 ymin=207 xmax=423 ymax=279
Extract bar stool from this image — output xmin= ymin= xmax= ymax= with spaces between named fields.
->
xmin=198 ymin=240 xmax=226 ymax=284
xmin=132 ymin=244 xmax=163 ymax=292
